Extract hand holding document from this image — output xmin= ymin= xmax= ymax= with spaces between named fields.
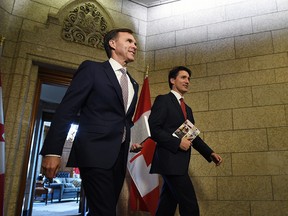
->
xmin=130 ymin=115 xmax=151 ymax=152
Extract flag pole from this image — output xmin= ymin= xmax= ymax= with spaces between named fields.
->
xmin=0 ymin=35 xmax=5 ymax=47
xmin=0 ymin=35 xmax=5 ymax=54
xmin=145 ymin=65 xmax=149 ymax=78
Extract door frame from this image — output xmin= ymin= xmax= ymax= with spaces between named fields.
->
xmin=18 ymin=66 xmax=74 ymax=216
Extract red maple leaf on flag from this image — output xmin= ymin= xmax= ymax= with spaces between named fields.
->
xmin=127 ymin=77 xmax=159 ymax=216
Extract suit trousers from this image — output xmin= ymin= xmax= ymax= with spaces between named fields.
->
xmin=80 ymin=143 xmax=127 ymax=216
xmin=156 ymin=174 xmax=199 ymax=216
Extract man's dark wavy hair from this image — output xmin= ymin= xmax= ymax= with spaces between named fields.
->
xmin=104 ymin=28 xmax=134 ymax=58
xmin=168 ymin=66 xmax=192 ymax=89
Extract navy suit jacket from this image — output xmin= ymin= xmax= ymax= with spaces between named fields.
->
xmin=40 ymin=60 xmax=139 ymax=169
xmin=149 ymin=92 xmax=213 ymax=175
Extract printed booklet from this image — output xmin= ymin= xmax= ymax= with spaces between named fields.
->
xmin=172 ymin=119 xmax=200 ymax=141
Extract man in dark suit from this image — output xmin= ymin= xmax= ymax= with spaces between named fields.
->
xmin=148 ymin=66 xmax=222 ymax=216
xmin=40 ymin=28 xmax=139 ymax=216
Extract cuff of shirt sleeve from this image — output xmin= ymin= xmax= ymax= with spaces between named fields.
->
xmin=44 ymin=154 xmax=61 ymax=158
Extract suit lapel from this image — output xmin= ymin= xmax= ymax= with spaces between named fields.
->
xmin=126 ymin=72 xmax=138 ymax=115
xmin=103 ymin=61 xmax=124 ymax=108
xmin=103 ymin=61 xmax=138 ymax=115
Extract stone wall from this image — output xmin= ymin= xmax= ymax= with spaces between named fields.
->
xmin=146 ymin=0 xmax=288 ymax=215
xmin=0 ymin=0 xmax=287 ymax=215
xmin=0 ymin=0 xmax=147 ymax=215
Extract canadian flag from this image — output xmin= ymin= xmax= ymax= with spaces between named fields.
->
xmin=0 ymin=73 xmax=5 ymax=216
xmin=127 ymin=76 xmax=159 ymax=216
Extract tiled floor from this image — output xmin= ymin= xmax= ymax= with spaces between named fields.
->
xmin=32 ymin=199 xmax=80 ymax=216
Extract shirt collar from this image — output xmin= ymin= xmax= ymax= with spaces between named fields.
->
xmin=109 ymin=58 xmax=126 ymax=72
xmin=171 ymin=90 xmax=183 ymax=101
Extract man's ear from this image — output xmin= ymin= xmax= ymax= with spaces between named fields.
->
xmin=109 ymin=39 xmax=116 ymax=50
xmin=170 ymin=78 xmax=175 ymax=85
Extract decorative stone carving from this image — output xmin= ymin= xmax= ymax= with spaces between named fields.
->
xmin=62 ymin=2 xmax=109 ymax=49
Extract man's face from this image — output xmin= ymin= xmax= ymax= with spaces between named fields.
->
xmin=109 ymin=32 xmax=137 ymax=65
xmin=170 ymin=70 xmax=190 ymax=95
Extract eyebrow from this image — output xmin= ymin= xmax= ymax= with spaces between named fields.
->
xmin=127 ymin=38 xmax=137 ymax=45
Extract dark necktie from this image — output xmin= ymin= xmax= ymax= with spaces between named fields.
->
xmin=180 ymin=98 xmax=187 ymax=119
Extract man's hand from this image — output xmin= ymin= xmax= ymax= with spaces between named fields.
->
xmin=41 ymin=156 xmax=61 ymax=180
xmin=179 ymin=137 xmax=192 ymax=151
xmin=210 ymin=152 xmax=223 ymax=166
xmin=130 ymin=143 xmax=143 ymax=153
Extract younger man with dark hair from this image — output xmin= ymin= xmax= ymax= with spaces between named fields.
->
xmin=149 ymin=66 xmax=222 ymax=216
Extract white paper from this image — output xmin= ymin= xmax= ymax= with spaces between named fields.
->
xmin=131 ymin=115 xmax=151 ymax=144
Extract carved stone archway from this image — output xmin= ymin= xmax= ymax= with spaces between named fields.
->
xmin=50 ymin=0 xmax=115 ymax=49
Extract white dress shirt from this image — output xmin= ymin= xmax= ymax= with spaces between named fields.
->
xmin=171 ymin=90 xmax=183 ymax=104
xmin=109 ymin=58 xmax=135 ymax=112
